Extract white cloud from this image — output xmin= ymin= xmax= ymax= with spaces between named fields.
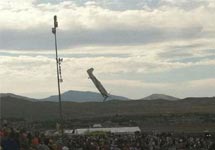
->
xmin=92 ymin=78 xmax=215 ymax=99
xmin=0 ymin=0 xmax=215 ymax=32
xmin=1 ymin=51 xmax=215 ymax=98
xmin=0 ymin=0 xmax=214 ymax=50
xmin=0 ymin=0 xmax=214 ymax=98
xmin=0 ymin=0 xmax=36 ymax=9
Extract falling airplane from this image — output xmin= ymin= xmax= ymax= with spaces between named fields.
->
xmin=87 ymin=68 xmax=109 ymax=102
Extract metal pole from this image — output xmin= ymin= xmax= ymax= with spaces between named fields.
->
xmin=52 ymin=15 xmax=63 ymax=135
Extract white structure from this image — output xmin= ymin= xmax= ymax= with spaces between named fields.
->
xmin=93 ymin=124 xmax=102 ymax=128
xmin=63 ymin=126 xmax=141 ymax=135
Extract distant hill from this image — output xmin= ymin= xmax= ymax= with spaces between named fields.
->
xmin=0 ymin=93 xmax=37 ymax=102
xmin=0 ymin=93 xmax=215 ymax=121
xmin=142 ymin=94 xmax=180 ymax=101
xmin=41 ymin=90 xmax=129 ymax=102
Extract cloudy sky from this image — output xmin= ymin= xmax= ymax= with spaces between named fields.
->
xmin=0 ymin=0 xmax=215 ymax=99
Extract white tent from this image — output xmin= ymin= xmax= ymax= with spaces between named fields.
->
xmin=64 ymin=126 xmax=141 ymax=135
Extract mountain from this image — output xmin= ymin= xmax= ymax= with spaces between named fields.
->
xmin=142 ymin=94 xmax=180 ymax=101
xmin=41 ymin=90 xmax=129 ymax=102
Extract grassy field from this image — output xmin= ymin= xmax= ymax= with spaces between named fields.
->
xmin=1 ymin=96 xmax=215 ymax=132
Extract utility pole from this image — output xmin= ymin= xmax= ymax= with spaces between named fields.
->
xmin=52 ymin=15 xmax=64 ymax=136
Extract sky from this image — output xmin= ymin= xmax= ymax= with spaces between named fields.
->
xmin=0 ymin=0 xmax=215 ymax=99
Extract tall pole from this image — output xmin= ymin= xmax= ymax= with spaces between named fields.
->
xmin=52 ymin=15 xmax=63 ymax=135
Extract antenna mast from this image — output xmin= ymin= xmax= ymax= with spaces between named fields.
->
xmin=52 ymin=15 xmax=64 ymax=135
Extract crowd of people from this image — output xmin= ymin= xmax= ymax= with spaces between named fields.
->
xmin=68 ymin=133 xmax=215 ymax=150
xmin=1 ymin=127 xmax=215 ymax=150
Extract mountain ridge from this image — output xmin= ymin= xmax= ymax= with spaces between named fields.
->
xmin=41 ymin=90 xmax=129 ymax=102
xmin=1 ymin=91 xmax=214 ymax=103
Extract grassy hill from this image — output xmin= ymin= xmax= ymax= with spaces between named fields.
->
xmin=41 ymin=90 xmax=128 ymax=102
xmin=1 ymin=95 xmax=215 ymax=121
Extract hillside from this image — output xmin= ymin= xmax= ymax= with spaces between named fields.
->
xmin=0 ymin=93 xmax=37 ymax=102
xmin=1 ymin=94 xmax=215 ymax=121
xmin=41 ymin=90 xmax=128 ymax=102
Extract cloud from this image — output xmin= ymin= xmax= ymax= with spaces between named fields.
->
xmin=1 ymin=51 xmax=214 ymax=79
xmin=0 ymin=25 xmax=204 ymax=50
xmin=0 ymin=0 xmax=215 ymax=50
xmin=0 ymin=0 xmax=215 ymax=98
xmin=86 ymin=78 xmax=215 ymax=99
xmin=1 ymin=51 xmax=215 ymax=98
